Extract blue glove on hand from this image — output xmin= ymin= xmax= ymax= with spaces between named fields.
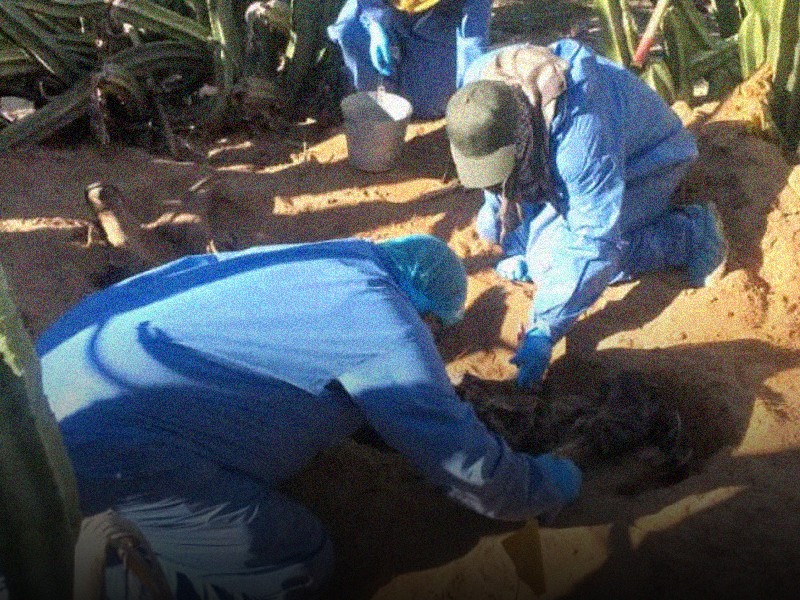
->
xmin=495 ymin=255 xmax=531 ymax=282
xmin=532 ymin=453 xmax=582 ymax=524
xmin=532 ymin=454 xmax=582 ymax=505
xmin=511 ymin=329 xmax=553 ymax=389
xmin=366 ymin=19 xmax=395 ymax=77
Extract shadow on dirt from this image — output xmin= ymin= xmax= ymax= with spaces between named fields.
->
xmin=440 ymin=285 xmax=515 ymax=359
xmin=200 ymin=118 xmax=456 ymax=191
xmin=557 ymin=449 xmax=800 ymax=599
xmin=282 ymin=437 xmax=520 ymax=600
xmin=285 ymin=336 xmax=800 ymax=600
xmin=162 ymin=125 xmax=484 ymax=254
xmin=544 ymin=339 xmax=800 ymax=497
xmin=564 ymin=272 xmax=686 ymax=358
xmin=685 ymin=119 xmax=792 ymax=278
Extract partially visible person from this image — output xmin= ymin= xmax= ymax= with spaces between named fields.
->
xmin=328 ymin=0 xmax=492 ymax=119
xmin=445 ymin=39 xmax=727 ymax=389
xmin=35 ymin=234 xmax=581 ymax=599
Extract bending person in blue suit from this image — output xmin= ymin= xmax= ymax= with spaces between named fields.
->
xmin=328 ymin=0 xmax=492 ymax=119
xmin=445 ymin=39 xmax=728 ymax=390
xmin=37 ymin=234 xmax=581 ymax=600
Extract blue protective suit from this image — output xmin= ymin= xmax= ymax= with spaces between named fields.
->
xmin=466 ymin=39 xmax=699 ymax=343
xmin=328 ymin=0 xmax=491 ymax=118
xmin=37 ymin=238 xmax=571 ymax=599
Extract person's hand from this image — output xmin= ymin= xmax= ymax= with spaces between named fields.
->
xmin=533 ymin=454 xmax=582 ymax=503
xmin=366 ymin=19 xmax=395 ymax=77
xmin=495 ymin=255 xmax=531 ymax=282
xmin=532 ymin=453 xmax=582 ymax=524
xmin=511 ymin=329 xmax=553 ymax=389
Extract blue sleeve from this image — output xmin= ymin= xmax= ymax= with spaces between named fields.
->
xmin=477 ymin=191 xmax=547 ymax=259
xmin=338 ymin=333 xmax=566 ymax=521
xmin=528 ymin=100 xmax=625 ymax=342
xmin=476 ymin=190 xmax=502 ymax=243
xmin=456 ymin=0 xmax=491 ymax=87
xmin=357 ymin=0 xmax=393 ymax=27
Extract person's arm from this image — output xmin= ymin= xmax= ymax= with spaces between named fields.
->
xmin=358 ymin=0 xmax=394 ymax=25
xmin=476 ymin=191 xmax=532 ymax=282
xmin=532 ymin=111 xmax=625 ymax=342
xmin=475 ymin=190 xmax=502 ymax=243
xmin=338 ymin=331 xmax=580 ymax=521
xmin=514 ymin=100 xmax=625 ymax=388
xmin=475 ymin=190 xmax=531 ymax=254
xmin=456 ymin=0 xmax=491 ymax=87
xmin=357 ymin=1 xmax=397 ymax=76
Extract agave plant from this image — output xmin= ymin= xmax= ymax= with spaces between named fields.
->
xmin=0 ymin=0 xmax=344 ymax=151
xmin=1 ymin=266 xmax=82 ymax=599
xmin=0 ymin=0 xmax=219 ymax=150
xmin=595 ymin=0 xmax=742 ymax=105
xmin=595 ymin=0 xmax=800 ymax=152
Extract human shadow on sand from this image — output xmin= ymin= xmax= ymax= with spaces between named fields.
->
xmin=300 ymin=338 xmax=799 ymax=600
xmin=180 ymin=125 xmax=492 ymax=260
xmin=556 ymin=449 xmax=800 ymax=600
xmin=202 ymin=121 xmax=456 ymax=195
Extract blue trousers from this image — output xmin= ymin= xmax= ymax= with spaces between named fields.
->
xmin=1 ymin=479 xmax=331 ymax=600
xmin=328 ymin=0 xmax=489 ymax=119
xmin=80 ymin=464 xmax=333 ymax=600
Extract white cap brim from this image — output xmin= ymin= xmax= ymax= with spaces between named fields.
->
xmin=450 ymin=142 xmax=516 ymax=189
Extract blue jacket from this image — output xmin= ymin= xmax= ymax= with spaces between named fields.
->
xmin=468 ymin=40 xmax=698 ymax=342
xmin=38 ymin=239 xmax=566 ymax=521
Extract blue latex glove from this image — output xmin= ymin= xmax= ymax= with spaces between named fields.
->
xmin=366 ymin=19 xmax=395 ymax=77
xmin=532 ymin=453 xmax=582 ymax=524
xmin=511 ymin=329 xmax=553 ymax=389
xmin=533 ymin=454 xmax=582 ymax=504
xmin=495 ymin=255 xmax=531 ymax=282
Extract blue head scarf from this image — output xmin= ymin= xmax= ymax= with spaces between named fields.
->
xmin=378 ymin=234 xmax=468 ymax=326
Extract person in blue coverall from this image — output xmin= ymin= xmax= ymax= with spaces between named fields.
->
xmin=327 ymin=0 xmax=492 ymax=119
xmin=445 ymin=39 xmax=728 ymax=390
xmin=35 ymin=234 xmax=581 ymax=600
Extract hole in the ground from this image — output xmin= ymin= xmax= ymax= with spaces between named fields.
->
xmin=455 ymin=362 xmax=740 ymax=496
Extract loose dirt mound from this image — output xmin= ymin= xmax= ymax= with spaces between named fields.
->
xmin=1 ymin=63 xmax=799 ymax=600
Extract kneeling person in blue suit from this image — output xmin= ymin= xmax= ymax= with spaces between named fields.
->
xmin=446 ymin=39 xmax=728 ymax=390
xmin=37 ymin=234 xmax=581 ymax=599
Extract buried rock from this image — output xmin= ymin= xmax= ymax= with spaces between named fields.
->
xmin=455 ymin=370 xmax=692 ymax=470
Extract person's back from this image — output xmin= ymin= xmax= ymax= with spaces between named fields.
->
xmin=37 ymin=234 xmax=582 ymax=599
xmin=550 ymin=39 xmax=696 ymax=181
xmin=465 ymin=39 xmax=697 ymax=183
xmin=39 ymin=240 xmax=426 ymax=489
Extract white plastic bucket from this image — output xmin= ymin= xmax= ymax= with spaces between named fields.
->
xmin=340 ymin=90 xmax=412 ymax=172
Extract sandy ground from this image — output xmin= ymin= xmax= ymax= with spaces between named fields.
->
xmin=2 ymin=3 xmax=800 ymax=599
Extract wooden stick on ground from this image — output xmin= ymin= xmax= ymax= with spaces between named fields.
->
xmin=83 ymin=182 xmax=178 ymax=269
xmin=84 ymin=182 xmax=128 ymax=248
